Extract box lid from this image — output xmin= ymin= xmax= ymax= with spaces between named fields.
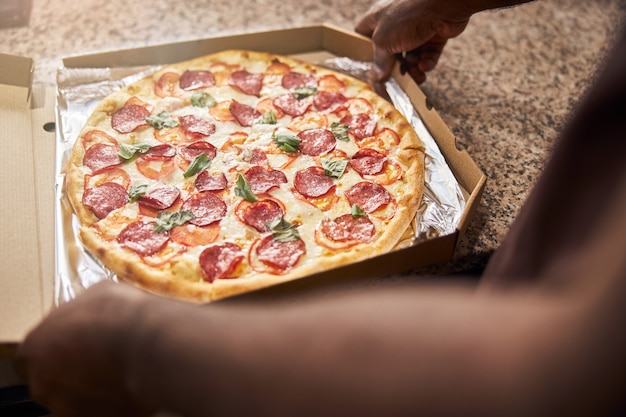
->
xmin=0 ymin=53 xmax=56 ymax=350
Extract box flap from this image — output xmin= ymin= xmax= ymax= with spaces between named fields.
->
xmin=0 ymin=54 xmax=56 ymax=347
xmin=0 ymin=53 xmax=33 ymax=103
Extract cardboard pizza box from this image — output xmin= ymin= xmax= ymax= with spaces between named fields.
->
xmin=0 ymin=24 xmax=486 ymax=352
xmin=0 ymin=53 xmax=56 ymax=354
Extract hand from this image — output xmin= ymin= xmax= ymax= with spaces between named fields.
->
xmin=355 ymin=0 xmax=474 ymax=84
xmin=15 ymin=281 xmax=156 ymax=417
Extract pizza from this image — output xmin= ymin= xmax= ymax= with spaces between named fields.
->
xmin=65 ymin=49 xmax=425 ymax=303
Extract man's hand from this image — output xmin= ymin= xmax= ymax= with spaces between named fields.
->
xmin=355 ymin=0 xmax=477 ymax=84
xmin=15 ymin=281 xmax=156 ymax=417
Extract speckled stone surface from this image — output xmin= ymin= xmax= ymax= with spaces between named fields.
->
xmin=1 ymin=0 xmax=625 ymax=279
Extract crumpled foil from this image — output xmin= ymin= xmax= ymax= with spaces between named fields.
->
xmin=54 ymin=57 xmax=466 ymax=305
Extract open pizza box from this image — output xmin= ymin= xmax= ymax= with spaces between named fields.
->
xmin=0 ymin=24 xmax=486 ymax=353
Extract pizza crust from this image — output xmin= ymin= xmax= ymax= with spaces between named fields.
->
xmin=66 ymin=50 xmax=425 ymax=303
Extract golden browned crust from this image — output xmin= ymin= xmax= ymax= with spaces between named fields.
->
xmin=66 ymin=50 xmax=425 ymax=303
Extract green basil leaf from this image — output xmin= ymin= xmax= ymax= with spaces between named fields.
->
xmin=273 ymin=134 xmax=301 ymax=153
xmin=234 ymin=174 xmax=258 ymax=203
xmin=267 ymin=217 xmax=300 ymax=242
xmin=128 ymin=184 xmax=148 ymax=202
xmin=118 ymin=143 xmax=151 ymax=160
xmin=351 ymin=204 xmax=368 ymax=218
xmin=321 ymin=158 xmax=348 ymax=179
xmin=330 ymin=122 xmax=350 ymax=142
xmin=257 ymin=111 xmax=277 ymax=125
xmin=191 ymin=91 xmax=216 ymax=108
xmin=145 ymin=111 xmax=179 ymax=129
xmin=183 ymin=153 xmax=211 ymax=178
xmin=293 ymin=86 xmax=317 ymax=100
xmin=154 ymin=210 xmax=195 ymax=233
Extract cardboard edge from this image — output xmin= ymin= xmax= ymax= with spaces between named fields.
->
xmin=0 ymin=53 xmax=56 ymax=349
xmin=62 ymin=25 xmax=332 ymax=69
xmin=392 ymin=66 xmax=487 ymax=244
xmin=0 ymin=53 xmax=33 ymax=104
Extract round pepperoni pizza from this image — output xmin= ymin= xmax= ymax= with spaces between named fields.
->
xmin=65 ymin=50 xmax=425 ymax=303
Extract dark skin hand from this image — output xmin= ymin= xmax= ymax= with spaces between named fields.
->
xmin=355 ymin=0 xmax=532 ymax=84
xmin=355 ymin=0 xmax=474 ymax=84
xmin=14 ymin=282 xmax=156 ymax=417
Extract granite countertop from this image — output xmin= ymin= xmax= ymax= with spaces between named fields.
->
xmin=2 ymin=0 xmax=625 ymax=277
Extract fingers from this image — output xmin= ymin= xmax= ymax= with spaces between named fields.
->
xmin=355 ymin=6 xmax=396 ymax=82
xmin=370 ymin=44 xmax=399 ymax=82
xmin=355 ymin=0 xmax=473 ymax=84
xmin=354 ymin=9 xmax=375 ymax=38
xmin=403 ymin=36 xmax=448 ymax=78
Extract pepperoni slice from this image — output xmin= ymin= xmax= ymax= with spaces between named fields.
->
xmin=111 ymin=104 xmax=150 ymax=133
xmin=244 ymin=166 xmax=288 ymax=194
xmin=240 ymin=199 xmax=284 ymax=232
xmin=138 ymin=196 xmax=183 ymax=218
xmin=294 ymin=166 xmax=335 ymax=198
xmin=229 ymin=100 xmax=261 ymax=127
xmin=344 ymin=181 xmax=391 ymax=213
xmin=138 ymin=186 xmax=180 ymax=211
xmin=320 ymin=214 xmax=376 ymax=243
xmin=182 ymin=192 xmax=227 ymax=226
xmin=229 ymin=70 xmax=263 ymax=96
xmin=254 ymin=235 xmax=306 ymax=273
xmin=179 ymin=70 xmax=216 ymax=90
xmin=82 ymin=182 xmax=128 ymax=219
xmin=178 ymin=115 xmax=215 ymax=139
xmin=117 ymin=221 xmax=169 ymax=257
xmin=195 ymin=171 xmax=228 ymax=192
xmin=242 ymin=147 xmax=268 ymax=165
xmin=273 ymin=94 xmax=310 ymax=116
xmin=199 ymin=242 xmax=244 ymax=283
xmin=281 ymin=71 xmax=317 ymax=89
xmin=179 ymin=141 xmax=217 ymax=162
xmin=340 ymin=113 xmax=376 ymax=139
xmin=350 ymin=148 xmax=387 ymax=176
xmin=83 ymin=143 xmax=121 ymax=174
xmin=143 ymin=143 xmax=176 ymax=159
xmin=297 ymin=128 xmax=336 ymax=156
xmin=313 ymin=91 xmax=347 ymax=111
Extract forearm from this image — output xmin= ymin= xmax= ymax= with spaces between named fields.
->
xmin=125 ymin=284 xmax=578 ymax=417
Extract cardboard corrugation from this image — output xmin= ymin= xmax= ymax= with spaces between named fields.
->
xmin=0 ymin=24 xmax=486 ymax=348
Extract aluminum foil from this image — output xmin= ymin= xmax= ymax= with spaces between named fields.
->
xmin=54 ymin=57 xmax=466 ymax=305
